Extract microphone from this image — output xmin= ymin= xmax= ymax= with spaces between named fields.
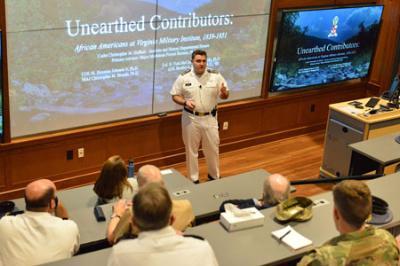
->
xmin=199 ymin=85 xmax=202 ymax=89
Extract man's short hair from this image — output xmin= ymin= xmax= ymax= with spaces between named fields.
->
xmin=191 ymin=49 xmax=207 ymax=60
xmin=263 ymin=174 xmax=290 ymax=206
xmin=137 ymin=165 xmax=163 ymax=188
xmin=133 ymin=183 xmax=172 ymax=231
xmin=333 ymin=180 xmax=372 ymax=228
xmin=25 ymin=187 xmax=54 ymax=210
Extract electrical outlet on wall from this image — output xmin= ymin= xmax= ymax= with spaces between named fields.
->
xmin=223 ymin=121 xmax=229 ymax=130
xmin=78 ymin=148 xmax=85 ymax=158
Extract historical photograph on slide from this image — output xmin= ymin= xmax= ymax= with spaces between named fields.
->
xmin=6 ymin=0 xmax=270 ymax=137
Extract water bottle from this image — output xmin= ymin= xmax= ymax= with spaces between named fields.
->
xmin=127 ymin=159 xmax=135 ymax=178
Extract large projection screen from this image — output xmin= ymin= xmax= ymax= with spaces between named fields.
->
xmin=6 ymin=0 xmax=270 ymax=138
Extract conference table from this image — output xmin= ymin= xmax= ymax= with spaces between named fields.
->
xmin=171 ymin=169 xmax=268 ymax=221
xmin=74 ymin=169 xmax=268 ymax=246
xmin=44 ymin=172 xmax=400 ymax=266
xmin=12 ymin=168 xmax=194 ymax=211
xmin=41 ymin=169 xmax=269 ymax=265
xmin=12 ymin=168 xmax=269 ymax=247
xmin=349 ymin=132 xmax=400 ymax=175
xmin=187 ymin=189 xmax=337 ymax=265
xmin=184 ymin=171 xmax=400 ymax=266
xmin=11 ymin=169 xmax=194 ymax=250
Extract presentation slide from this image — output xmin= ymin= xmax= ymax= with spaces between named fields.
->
xmin=271 ymin=6 xmax=383 ymax=92
xmin=6 ymin=0 xmax=270 ymax=137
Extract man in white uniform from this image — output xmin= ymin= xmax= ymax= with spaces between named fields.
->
xmin=107 ymin=183 xmax=218 ymax=266
xmin=170 ymin=49 xmax=229 ymax=183
xmin=0 ymin=179 xmax=80 ymax=266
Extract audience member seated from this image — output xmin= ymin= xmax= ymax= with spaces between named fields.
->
xmin=107 ymin=183 xmax=218 ymax=266
xmin=298 ymin=180 xmax=399 ymax=266
xmin=0 ymin=179 xmax=80 ymax=266
xmin=397 ymin=235 xmax=400 ymax=249
xmin=219 ymin=173 xmax=290 ymax=212
xmin=93 ymin=155 xmax=138 ymax=205
xmin=107 ymin=164 xmax=194 ymax=244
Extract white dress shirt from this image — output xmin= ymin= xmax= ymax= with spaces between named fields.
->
xmin=0 ymin=211 xmax=79 ymax=266
xmin=107 ymin=226 xmax=218 ymax=266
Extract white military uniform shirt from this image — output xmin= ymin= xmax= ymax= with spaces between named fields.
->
xmin=107 ymin=226 xmax=219 ymax=266
xmin=0 ymin=211 xmax=80 ymax=266
xmin=170 ymin=68 xmax=228 ymax=182
xmin=170 ymin=68 xmax=227 ymax=113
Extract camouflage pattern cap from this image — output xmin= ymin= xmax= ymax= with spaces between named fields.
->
xmin=275 ymin=196 xmax=313 ymax=222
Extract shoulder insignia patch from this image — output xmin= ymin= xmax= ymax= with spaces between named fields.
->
xmin=207 ymin=69 xmax=219 ymax=74
xmin=180 ymin=69 xmax=191 ymax=75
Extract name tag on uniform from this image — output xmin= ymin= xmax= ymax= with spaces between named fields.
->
xmin=185 ymin=83 xmax=192 ymax=86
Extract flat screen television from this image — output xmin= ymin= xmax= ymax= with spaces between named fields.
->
xmin=270 ymin=5 xmax=384 ymax=93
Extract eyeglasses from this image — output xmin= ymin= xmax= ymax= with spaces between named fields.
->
xmin=54 ymin=196 xmax=59 ymax=209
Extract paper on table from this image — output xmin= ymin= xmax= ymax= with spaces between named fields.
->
xmin=271 ymin=225 xmax=313 ymax=250
xmin=160 ymin=169 xmax=173 ymax=175
xmin=338 ymin=106 xmax=364 ymax=115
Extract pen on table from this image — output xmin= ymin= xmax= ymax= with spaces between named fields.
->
xmin=279 ymin=230 xmax=291 ymax=243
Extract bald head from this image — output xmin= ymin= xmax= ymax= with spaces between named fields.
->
xmin=25 ymin=179 xmax=56 ymax=211
xmin=263 ymin=174 xmax=290 ymax=206
xmin=137 ymin=165 xmax=164 ymax=188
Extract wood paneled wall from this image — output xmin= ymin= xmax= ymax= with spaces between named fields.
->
xmin=0 ymin=0 xmax=399 ymax=200
xmin=368 ymin=0 xmax=400 ymax=94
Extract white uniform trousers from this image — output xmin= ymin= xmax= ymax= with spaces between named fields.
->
xmin=182 ymin=110 xmax=220 ymax=182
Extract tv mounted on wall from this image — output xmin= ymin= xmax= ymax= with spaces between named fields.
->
xmin=270 ymin=5 xmax=384 ymax=93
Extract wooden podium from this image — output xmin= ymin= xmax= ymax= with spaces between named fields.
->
xmin=320 ymin=97 xmax=400 ymax=177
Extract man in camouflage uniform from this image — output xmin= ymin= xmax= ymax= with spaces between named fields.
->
xmin=298 ymin=180 xmax=399 ymax=265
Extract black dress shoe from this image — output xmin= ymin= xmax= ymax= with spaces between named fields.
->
xmin=193 ymin=180 xmax=200 ymax=184
xmin=207 ymin=174 xmax=219 ymax=181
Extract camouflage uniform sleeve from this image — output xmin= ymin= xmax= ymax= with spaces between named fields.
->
xmin=297 ymin=251 xmax=326 ymax=266
xmin=297 ymin=246 xmax=346 ymax=266
xmin=375 ymin=229 xmax=400 ymax=264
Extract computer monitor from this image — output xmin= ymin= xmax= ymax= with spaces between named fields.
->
xmin=384 ymin=74 xmax=399 ymax=100
xmin=386 ymin=75 xmax=400 ymax=109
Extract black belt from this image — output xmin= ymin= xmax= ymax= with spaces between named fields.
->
xmin=184 ymin=107 xmax=217 ymax=117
